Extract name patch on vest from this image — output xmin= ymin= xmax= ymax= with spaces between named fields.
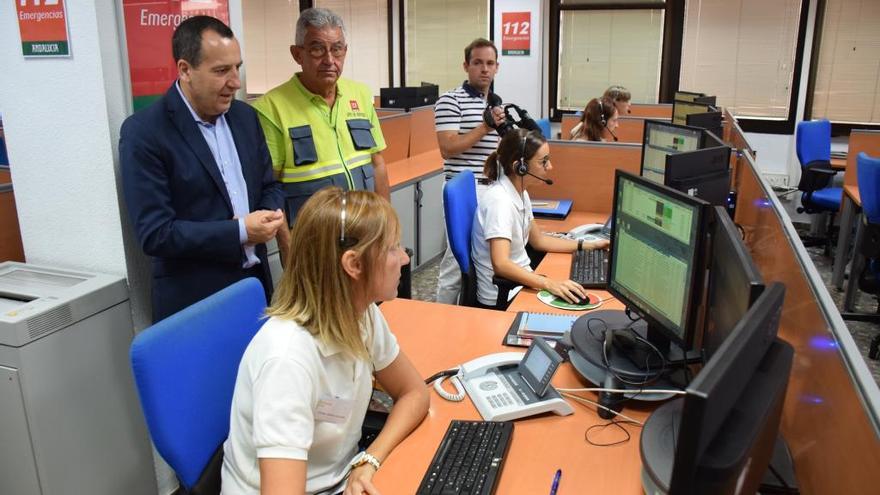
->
xmin=350 ymin=100 xmax=360 ymax=111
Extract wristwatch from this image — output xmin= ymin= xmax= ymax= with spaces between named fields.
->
xmin=350 ymin=451 xmax=381 ymax=472
xmin=577 ymin=238 xmax=584 ymax=251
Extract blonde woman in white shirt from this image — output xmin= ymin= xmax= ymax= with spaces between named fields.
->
xmin=221 ymin=188 xmax=429 ymax=495
xmin=472 ymin=129 xmax=609 ymax=307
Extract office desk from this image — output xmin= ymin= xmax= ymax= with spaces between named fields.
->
xmin=831 ymin=157 xmax=846 ymax=170
xmin=832 ymin=184 xmax=861 ymax=290
xmin=376 ymin=298 xmax=650 ymax=494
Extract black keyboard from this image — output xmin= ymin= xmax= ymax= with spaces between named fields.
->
xmin=416 ymin=420 xmax=514 ymax=495
xmin=570 ymin=249 xmax=609 ymax=288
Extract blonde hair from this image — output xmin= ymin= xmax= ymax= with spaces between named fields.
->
xmin=267 ymin=187 xmax=400 ymax=360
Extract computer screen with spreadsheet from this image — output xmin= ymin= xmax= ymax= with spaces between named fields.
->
xmin=608 ymin=170 xmax=708 ymax=346
xmin=641 ymin=121 xmax=703 ymax=185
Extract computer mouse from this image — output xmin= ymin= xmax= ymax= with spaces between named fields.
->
xmin=574 ymin=294 xmax=592 ymax=306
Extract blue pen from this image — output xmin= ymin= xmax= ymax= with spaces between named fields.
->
xmin=549 ymin=468 xmax=562 ymax=495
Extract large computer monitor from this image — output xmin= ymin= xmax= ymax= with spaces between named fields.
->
xmin=687 ymin=111 xmax=723 ymax=141
xmin=380 ymin=85 xmax=439 ymax=109
xmin=641 ymin=121 xmax=703 ymax=185
xmin=701 ymin=207 xmax=765 ymax=359
xmin=675 ymin=90 xmax=705 ymax=102
xmin=664 ymin=146 xmax=732 ymax=206
xmin=607 ymin=170 xmax=709 ymax=349
xmin=569 ymin=171 xmax=709 ymax=403
xmin=640 ymin=283 xmax=792 ymax=495
xmin=673 ymin=100 xmax=714 ymax=125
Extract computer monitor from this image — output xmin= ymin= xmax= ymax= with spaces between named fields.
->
xmin=700 ymin=129 xmax=724 ymax=149
xmin=701 ymin=206 xmax=765 ymax=359
xmin=664 ymin=146 xmax=732 ymax=206
xmin=380 ymin=85 xmax=439 ymax=109
xmin=640 ymin=283 xmax=792 ymax=495
xmin=641 ymin=120 xmax=703 ymax=185
xmin=673 ymin=100 xmax=713 ymax=126
xmin=687 ymin=111 xmax=724 ymax=142
xmin=675 ymin=91 xmax=705 ymax=102
xmin=607 ymin=170 xmax=708 ymax=348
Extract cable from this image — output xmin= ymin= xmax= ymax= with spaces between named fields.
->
xmin=556 ymin=387 xmax=686 ymax=396
xmin=560 ymin=391 xmax=643 ymax=425
xmin=584 ymin=418 xmax=641 ymax=447
xmin=432 ymin=374 xmax=466 ymax=402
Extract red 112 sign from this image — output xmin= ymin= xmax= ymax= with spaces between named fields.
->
xmin=501 ymin=12 xmax=530 ymax=56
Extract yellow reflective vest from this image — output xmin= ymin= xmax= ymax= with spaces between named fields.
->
xmin=252 ymin=75 xmax=386 ymax=188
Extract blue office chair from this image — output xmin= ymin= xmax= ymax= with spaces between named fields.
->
xmin=130 ymin=278 xmax=267 ymax=494
xmin=842 ymin=152 xmax=880 ymax=360
xmin=795 ymin=119 xmax=841 ymax=254
xmin=536 ymin=118 xmax=552 ymax=140
xmin=444 ymin=170 xmax=519 ymax=309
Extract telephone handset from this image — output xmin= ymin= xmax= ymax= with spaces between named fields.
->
xmin=568 ymin=223 xmax=605 ymax=238
xmin=432 ymin=338 xmax=574 ymax=422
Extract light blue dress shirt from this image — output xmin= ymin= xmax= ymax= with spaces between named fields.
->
xmin=176 ymin=82 xmax=258 ymax=268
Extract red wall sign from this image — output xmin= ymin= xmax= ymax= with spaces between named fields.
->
xmin=501 ymin=12 xmax=531 ymax=56
xmin=16 ymin=0 xmax=71 ymax=57
xmin=122 ymin=1 xmax=230 ymax=111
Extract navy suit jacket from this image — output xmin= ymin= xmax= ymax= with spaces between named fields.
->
xmin=120 ymin=84 xmax=284 ymax=322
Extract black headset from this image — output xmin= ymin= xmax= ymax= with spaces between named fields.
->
xmin=515 ymin=131 xmax=529 ymax=176
xmin=598 ymin=99 xmax=608 ymax=128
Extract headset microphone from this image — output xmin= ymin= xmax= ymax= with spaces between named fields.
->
xmin=607 ymin=127 xmax=619 ymax=142
xmin=526 ymin=171 xmax=554 ymax=185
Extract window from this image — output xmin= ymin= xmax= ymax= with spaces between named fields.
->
xmin=557 ymin=9 xmax=665 ymax=111
xmin=679 ymin=0 xmax=803 ymax=120
xmin=404 ymin=0 xmax=490 ymax=92
xmin=316 ymin=0 xmax=390 ymax=95
xmin=810 ymin=0 xmax=880 ymax=125
xmin=242 ymin=0 xmax=390 ymax=96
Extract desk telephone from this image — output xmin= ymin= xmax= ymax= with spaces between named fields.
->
xmin=568 ymin=216 xmax=612 ymax=242
xmin=433 ymin=338 xmax=574 ymax=422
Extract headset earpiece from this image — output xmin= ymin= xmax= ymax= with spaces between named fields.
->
xmin=516 ymin=132 xmax=528 ymax=176
xmin=598 ymin=99 xmax=607 ymax=128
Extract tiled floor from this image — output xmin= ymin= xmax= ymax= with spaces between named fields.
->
xmin=410 ymin=236 xmax=880 ymax=387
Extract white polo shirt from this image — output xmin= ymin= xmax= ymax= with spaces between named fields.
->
xmin=471 ymin=174 xmax=534 ymax=306
xmin=220 ymin=304 xmax=399 ymax=495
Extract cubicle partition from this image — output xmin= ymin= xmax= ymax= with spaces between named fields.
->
xmin=407 ymin=105 xmax=438 ymax=157
xmin=628 ymin=102 xmax=672 ymax=119
xmin=733 ymin=134 xmax=880 ymax=493
xmin=527 ymin=140 xmax=641 ymax=213
xmin=378 ymin=112 xmax=411 ymax=164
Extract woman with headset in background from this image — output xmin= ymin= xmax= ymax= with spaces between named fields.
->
xmin=569 ymin=97 xmax=619 ymax=142
xmin=221 ymin=188 xmax=429 ymax=495
xmin=603 ymin=85 xmax=632 ymax=116
xmin=471 ymin=129 xmax=609 ymax=308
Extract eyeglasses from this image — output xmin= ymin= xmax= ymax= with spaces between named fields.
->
xmin=536 ymin=155 xmax=551 ymax=170
xmin=339 ymin=191 xmax=358 ymax=248
xmin=301 ymin=43 xmax=347 ymax=59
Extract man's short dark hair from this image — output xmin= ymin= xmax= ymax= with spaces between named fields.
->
xmin=172 ymin=16 xmax=234 ymax=67
xmin=464 ymin=38 xmax=498 ymax=64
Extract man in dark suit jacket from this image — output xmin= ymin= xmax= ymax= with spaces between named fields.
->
xmin=120 ymin=16 xmax=285 ymax=322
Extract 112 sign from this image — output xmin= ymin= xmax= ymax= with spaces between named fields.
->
xmin=501 ymin=12 xmax=531 ymax=56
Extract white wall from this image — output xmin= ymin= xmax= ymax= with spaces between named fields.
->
xmin=493 ymin=0 xmax=545 ymax=118
xmin=0 ymin=1 xmax=128 ymax=276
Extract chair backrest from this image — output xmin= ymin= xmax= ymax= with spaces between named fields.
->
xmin=796 ymin=119 xmax=831 ymax=167
xmin=130 ymin=278 xmax=267 ymax=491
xmin=443 ymin=170 xmax=478 ymax=275
xmin=536 ymin=118 xmax=552 ymax=139
xmin=858 ymin=152 xmax=880 ymax=224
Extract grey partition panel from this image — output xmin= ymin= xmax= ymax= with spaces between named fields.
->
xmin=391 ymin=184 xmax=417 ymax=261
xmin=418 ymin=174 xmax=446 ymax=267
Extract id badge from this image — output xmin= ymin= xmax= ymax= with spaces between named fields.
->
xmin=315 ymin=395 xmax=354 ymax=424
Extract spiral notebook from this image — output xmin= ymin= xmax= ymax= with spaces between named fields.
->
xmin=503 ymin=311 xmax=579 ymax=348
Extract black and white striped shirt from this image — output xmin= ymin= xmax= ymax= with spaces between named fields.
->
xmin=434 ymin=83 xmax=500 ymax=181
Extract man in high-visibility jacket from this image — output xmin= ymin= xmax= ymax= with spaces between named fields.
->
xmin=252 ymin=7 xmax=389 ymax=238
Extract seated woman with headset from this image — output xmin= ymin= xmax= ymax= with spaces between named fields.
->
xmin=221 ymin=188 xmax=429 ymax=495
xmin=472 ymin=129 xmax=609 ymax=307
xmin=603 ymin=85 xmax=632 ymax=116
xmin=569 ymin=97 xmax=619 ymax=142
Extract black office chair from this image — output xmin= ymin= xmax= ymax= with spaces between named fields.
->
xmin=795 ymin=119 xmax=841 ymax=255
xmin=443 ymin=170 xmax=519 ymax=309
xmin=841 ymin=152 xmax=880 ymax=360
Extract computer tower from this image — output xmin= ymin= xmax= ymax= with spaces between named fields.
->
xmin=380 ymin=85 xmax=439 ymax=109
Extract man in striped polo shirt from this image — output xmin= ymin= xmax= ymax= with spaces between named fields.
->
xmin=434 ymin=38 xmax=506 ymax=304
